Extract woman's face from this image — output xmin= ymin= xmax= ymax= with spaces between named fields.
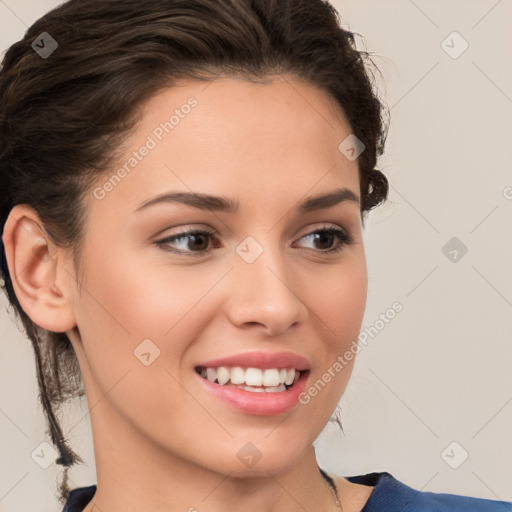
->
xmin=66 ymin=75 xmax=367 ymax=476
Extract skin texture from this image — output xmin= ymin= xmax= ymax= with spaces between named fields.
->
xmin=3 ymin=76 xmax=374 ymax=511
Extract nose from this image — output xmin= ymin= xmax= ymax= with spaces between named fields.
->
xmin=226 ymin=240 xmax=304 ymax=336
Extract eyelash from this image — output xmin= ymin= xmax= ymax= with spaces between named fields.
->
xmin=155 ymin=225 xmax=353 ymax=257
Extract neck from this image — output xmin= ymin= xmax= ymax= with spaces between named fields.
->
xmin=81 ymin=398 xmax=340 ymax=512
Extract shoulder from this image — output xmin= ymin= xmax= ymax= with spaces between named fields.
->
xmin=63 ymin=475 xmax=512 ymax=512
xmin=341 ymin=472 xmax=512 ymax=512
xmin=62 ymin=484 xmax=96 ymax=512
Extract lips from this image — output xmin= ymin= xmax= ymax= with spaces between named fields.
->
xmin=194 ymin=351 xmax=311 ymax=415
xmin=196 ymin=351 xmax=310 ymax=371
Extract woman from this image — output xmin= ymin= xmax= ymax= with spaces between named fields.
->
xmin=0 ymin=1 xmax=509 ymax=511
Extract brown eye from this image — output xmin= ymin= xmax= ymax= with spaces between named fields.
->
xmin=156 ymin=229 xmax=218 ymax=255
xmin=295 ymin=227 xmax=353 ymax=254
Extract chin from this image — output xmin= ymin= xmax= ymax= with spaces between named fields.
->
xmin=201 ymin=431 xmax=316 ymax=478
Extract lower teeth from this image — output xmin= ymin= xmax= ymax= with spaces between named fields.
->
xmin=200 ymin=376 xmax=290 ymax=392
xmin=230 ymin=383 xmax=287 ymax=393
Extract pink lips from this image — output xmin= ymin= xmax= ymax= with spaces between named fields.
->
xmin=195 ymin=351 xmax=311 ymax=416
xmin=196 ymin=351 xmax=310 ymax=371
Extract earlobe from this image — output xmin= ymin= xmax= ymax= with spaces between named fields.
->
xmin=1 ymin=204 xmax=77 ymax=333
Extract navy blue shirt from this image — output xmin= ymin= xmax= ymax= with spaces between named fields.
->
xmin=63 ymin=472 xmax=512 ymax=511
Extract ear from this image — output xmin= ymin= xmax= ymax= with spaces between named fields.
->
xmin=2 ymin=204 xmax=77 ymax=332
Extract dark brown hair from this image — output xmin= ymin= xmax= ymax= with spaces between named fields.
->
xmin=0 ymin=0 xmax=388 ymax=503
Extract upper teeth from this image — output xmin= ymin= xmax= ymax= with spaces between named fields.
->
xmin=199 ymin=367 xmax=299 ymax=387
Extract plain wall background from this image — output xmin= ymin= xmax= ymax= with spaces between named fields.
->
xmin=1 ymin=1 xmax=511 ymax=510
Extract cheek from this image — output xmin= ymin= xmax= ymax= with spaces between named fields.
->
xmin=300 ymin=252 xmax=366 ymax=398
xmin=308 ymin=253 xmax=367 ymax=343
xmin=293 ymin=260 xmax=366 ymax=422
xmin=72 ymin=253 xmax=195 ymax=432
xmin=78 ymin=242 xmax=204 ymax=337
xmin=73 ymin=246 xmax=219 ymax=387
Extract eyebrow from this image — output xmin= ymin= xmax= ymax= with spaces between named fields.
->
xmin=134 ymin=187 xmax=360 ymax=214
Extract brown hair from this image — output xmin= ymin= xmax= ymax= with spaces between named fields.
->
xmin=0 ymin=0 xmax=388 ymax=503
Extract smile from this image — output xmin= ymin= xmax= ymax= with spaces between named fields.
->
xmin=194 ymin=351 xmax=310 ymax=415
xmin=195 ymin=366 xmax=300 ymax=393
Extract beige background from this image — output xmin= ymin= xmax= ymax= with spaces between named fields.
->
xmin=1 ymin=1 xmax=511 ymax=510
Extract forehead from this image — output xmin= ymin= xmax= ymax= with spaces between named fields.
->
xmin=86 ymin=75 xmax=360 ymax=218
xmin=139 ymin=74 xmax=353 ymax=148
